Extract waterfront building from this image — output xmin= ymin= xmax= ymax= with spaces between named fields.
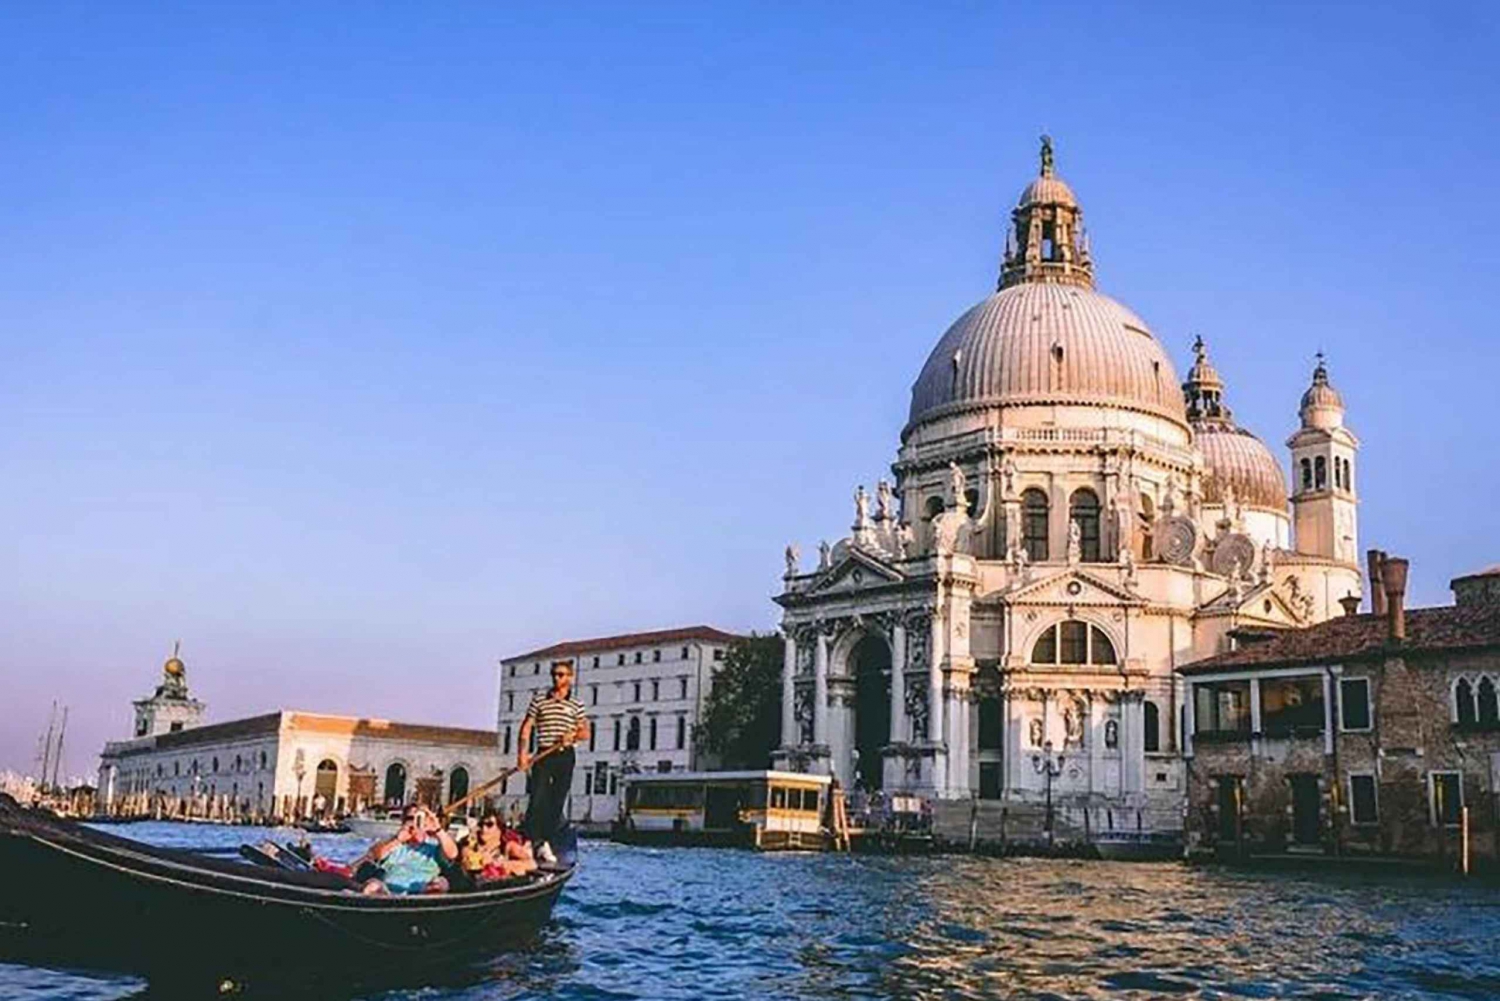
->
xmin=494 ymin=625 xmax=740 ymax=827
xmin=96 ymin=650 xmax=501 ymax=820
xmin=1179 ymin=554 xmax=1500 ymax=866
xmin=773 ymin=139 xmax=1363 ymax=837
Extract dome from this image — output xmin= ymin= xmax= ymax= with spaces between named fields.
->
xmin=1018 ymin=175 xmax=1078 ymax=208
xmin=907 ymin=282 xmax=1188 ymax=429
xmin=1195 ymin=423 xmax=1289 ymax=511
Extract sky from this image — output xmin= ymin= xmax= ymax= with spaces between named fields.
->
xmin=3 ymin=3 xmax=1498 ymax=776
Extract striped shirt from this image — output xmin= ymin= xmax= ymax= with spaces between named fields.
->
xmin=524 ymin=690 xmax=586 ymax=750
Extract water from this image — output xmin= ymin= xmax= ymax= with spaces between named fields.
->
xmin=4 ymin=822 xmax=1499 ymax=999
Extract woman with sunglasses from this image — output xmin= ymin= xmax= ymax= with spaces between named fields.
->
xmin=459 ymin=809 xmax=537 ymax=883
xmin=360 ymin=804 xmax=459 ymax=895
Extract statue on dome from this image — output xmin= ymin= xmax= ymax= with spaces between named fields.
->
xmin=1039 ymin=134 xmax=1055 ymax=176
xmin=784 ymin=544 xmax=800 ymax=578
xmin=817 ymin=540 xmax=832 ymax=572
xmin=948 ymin=462 xmax=968 ymax=512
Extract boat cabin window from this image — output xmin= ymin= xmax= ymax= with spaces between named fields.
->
xmin=629 ymin=783 xmax=704 ymax=810
xmin=771 ymin=787 xmax=787 ymax=809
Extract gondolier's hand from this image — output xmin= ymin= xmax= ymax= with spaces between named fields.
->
xmin=518 ymin=749 xmax=531 ymax=770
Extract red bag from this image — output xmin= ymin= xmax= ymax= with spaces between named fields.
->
xmin=313 ymin=858 xmax=353 ymax=878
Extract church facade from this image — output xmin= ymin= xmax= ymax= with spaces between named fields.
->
xmin=772 ymin=140 xmax=1363 ymax=830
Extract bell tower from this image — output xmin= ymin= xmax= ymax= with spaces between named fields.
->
xmin=1287 ymin=355 xmax=1359 ymax=563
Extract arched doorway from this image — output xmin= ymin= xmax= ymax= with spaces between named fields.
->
xmin=313 ymin=759 xmax=338 ymax=815
xmin=851 ymin=634 xmax=891 ymax=791
xmin=384 ymin=762 xmax=407 ymax=806
xmin=976 ymin=666 xmax=1004 ymax=799
xmin=448 ymin=766 xmax=470 ymax=805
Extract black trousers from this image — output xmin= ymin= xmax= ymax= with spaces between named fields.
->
xmin=522 ymin=747 xmax=574 ymax=847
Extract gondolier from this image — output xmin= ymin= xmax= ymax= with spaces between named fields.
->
xmin=518 ymin=659 xmax=589 ymax=863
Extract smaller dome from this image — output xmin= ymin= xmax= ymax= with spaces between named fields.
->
xmin=1197 ymin=424 xmax=1289 ymax=511
xmin=1018 ymin=175 xmax=1078 ymax=208
xmin=1299 ymin=354 xmax=1345 ymax=429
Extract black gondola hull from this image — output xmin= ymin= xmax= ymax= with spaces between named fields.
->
xmin=0 ymin=801 xmax=572 ymax=989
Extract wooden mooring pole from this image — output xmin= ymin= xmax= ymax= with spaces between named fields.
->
xmin=1461 ymin=806 xmax=1470 ymax=876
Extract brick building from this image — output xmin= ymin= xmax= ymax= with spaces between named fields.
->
xmin=1179 ymin=554 xmax=1500 ymax=868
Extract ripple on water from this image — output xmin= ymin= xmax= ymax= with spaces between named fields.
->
xmin=4 ymin=828 xmax=1500 ymax=1000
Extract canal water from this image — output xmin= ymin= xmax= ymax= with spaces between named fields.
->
xmin=2 ymin=822 xmax=1498 ymax=1000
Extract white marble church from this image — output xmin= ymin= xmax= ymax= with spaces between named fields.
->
xmin=773 ymin=139 xmax=1363 ymax=824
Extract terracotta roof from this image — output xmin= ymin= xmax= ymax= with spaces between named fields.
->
xmin=286 ymin=713 xmax=496 ymax=748
xmin=1179 ymin=604 xmax=1500 ymax=675
xmin=503 ymin=625 xmax=743 ymax=665
xmin=148 ymin=712 xmax=284 ymax=751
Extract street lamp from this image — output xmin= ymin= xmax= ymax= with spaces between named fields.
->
xmin=1032 ymin=739 xmax=1065 ymax=850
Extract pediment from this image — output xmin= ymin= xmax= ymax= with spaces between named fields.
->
xmin=1197 ymin=582 xmax=1305 ymax=626
xmin=810 ymin=547 xmax=904 ymax=594
xmin=991 ymin=567 xmax=1144 ymax=607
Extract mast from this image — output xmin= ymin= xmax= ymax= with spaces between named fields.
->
xmin=39 ymin=701 xmax=57 ymax=794
xmin=51 ymin=706 xmax=69 ymax=790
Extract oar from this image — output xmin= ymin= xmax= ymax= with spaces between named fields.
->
xmin=442 ymin=740 xmax=573 ymax=820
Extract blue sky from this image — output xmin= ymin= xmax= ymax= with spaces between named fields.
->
xmin=3 ymin=3 xmax=1497 ymax=774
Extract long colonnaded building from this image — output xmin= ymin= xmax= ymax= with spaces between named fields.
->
xmin=96 ymin=649 xmax=502 ymax=820
xmin=773 ymin=138 xmax=1364 ymax=836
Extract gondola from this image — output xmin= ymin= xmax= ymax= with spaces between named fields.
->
xmin=0 ymin=795 xmax=574 ymax=992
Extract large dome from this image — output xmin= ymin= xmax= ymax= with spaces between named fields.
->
xmin=1195 ymin=423 xmax=1289 ymax=511
xmin=907 ymin=282 xmax=1188 ymax=429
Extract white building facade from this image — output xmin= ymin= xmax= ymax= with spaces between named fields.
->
xmin=772 ymin=140 xmax=1363 ymax=831
xmin=494 ymin=625 xmax=739 ymax=826
xmin=97 ymin=652 xmax=502 ymax=820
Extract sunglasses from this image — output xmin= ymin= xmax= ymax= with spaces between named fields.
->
xmin=481 ymin=819 xmax=500 ymax=828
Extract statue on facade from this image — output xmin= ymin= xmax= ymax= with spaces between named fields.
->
xmin=948 ymin=462 xmax=968 ymax=513
xmin=1028 ymin=717 xmax=1044 ymax=748
xmin=896 ymin=522 xmax=915 ymax=559
xmin=1104 ymin=719 xmax=1119 ymax=749
xmin=817 ymin=540 xmax=832 ymax=571
xmin=1063 ymin=696 xmax=1086 ymax=748
xmin=853 ymin=484 xmax=872 ymax=530
xmin=876 ymin=479 xmax=895 ymax=523
xmin=1119 ymin=544 xmax=1137 ymax=587
xmin=1067 ymin=519 xmax=1082 ymax=565
xmin=1260 ymin=539 xmax=1276 ymax=584
xmin=783 ymin=543 xmax=800 ymax=578
xmin=1161 ymin=474 xmax=1179 ymax=516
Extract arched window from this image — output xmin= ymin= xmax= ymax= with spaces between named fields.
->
xmin=1144 ymin=701 xmax=1161 ymax=753
xmin=1022 ymin=489 xmax=1049 ymax=562
xmin=1030 ymin=621 xmax=1117 ymax=666
xmin=1031 ymin=627 xmax=1057 ymax=664
xmin=925 ymin=495 xmax=945 ymax=521
xmin=503 ymin=725 xmax=512 ymax=754
xmin=1070 ymin=488 xmax=1101 ymax=562
xmin=314 ymin=759 xmax=337 ymax=807
xmin=1314 ymin=456 xmax=1327 ymax=490
xmin=1455 ymin=678 xmax=1477 ymax=726
xmin=1479 ymin=677 xmax=1499 ymax=727
xmin=649 ymin=716 xmax=658 ymax=751
xmin=1091 ymin=627 xmax=1117 ymax=665
xmin=384 ymin=762 xmax=407 ymax=805
xmin=626 ymin=716 xmax=642 ymax=751
xmin=448 ymin=766 xmax=470 ymax=804
xmin=1344 ymin=459 xmax=1353 ymax=492
xmin=1299 ymin=458 xmax=1311 ymax=491
xmin=1138 ymin=494 xmax=1155 ymax=561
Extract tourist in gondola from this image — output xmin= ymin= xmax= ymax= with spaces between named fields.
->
xmin=460 ymin=809 xmax=537 ymax=883
xmin=517 ymin=659 xmax=589 ymax=864
xmin=360 ymin=804 xmax=459 ymax=895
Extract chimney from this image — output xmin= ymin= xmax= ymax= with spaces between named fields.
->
xmin=1382 ymin=556 xmax=1409 ymax=641
xmin=1339 ymin=593 xmax=1362 ymax=617
xmin=1367 ymin=549 xmax=1388 ymax=616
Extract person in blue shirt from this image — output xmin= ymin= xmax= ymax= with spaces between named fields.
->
xmin=361 ymin=804 xmax=459 ymax=895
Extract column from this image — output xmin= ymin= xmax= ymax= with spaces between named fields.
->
xmin=781 ymin=631 xmax=797 ymax=748
xmin=889 ymin=622 xmax=907 ymax=744
xmin=1322 ymin=669 xmax=1335 ymax=755
xmin=813 ymin=630 xmax=829 ymax=747
xmin=929 ymin=612 xmax=947 ymax=791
